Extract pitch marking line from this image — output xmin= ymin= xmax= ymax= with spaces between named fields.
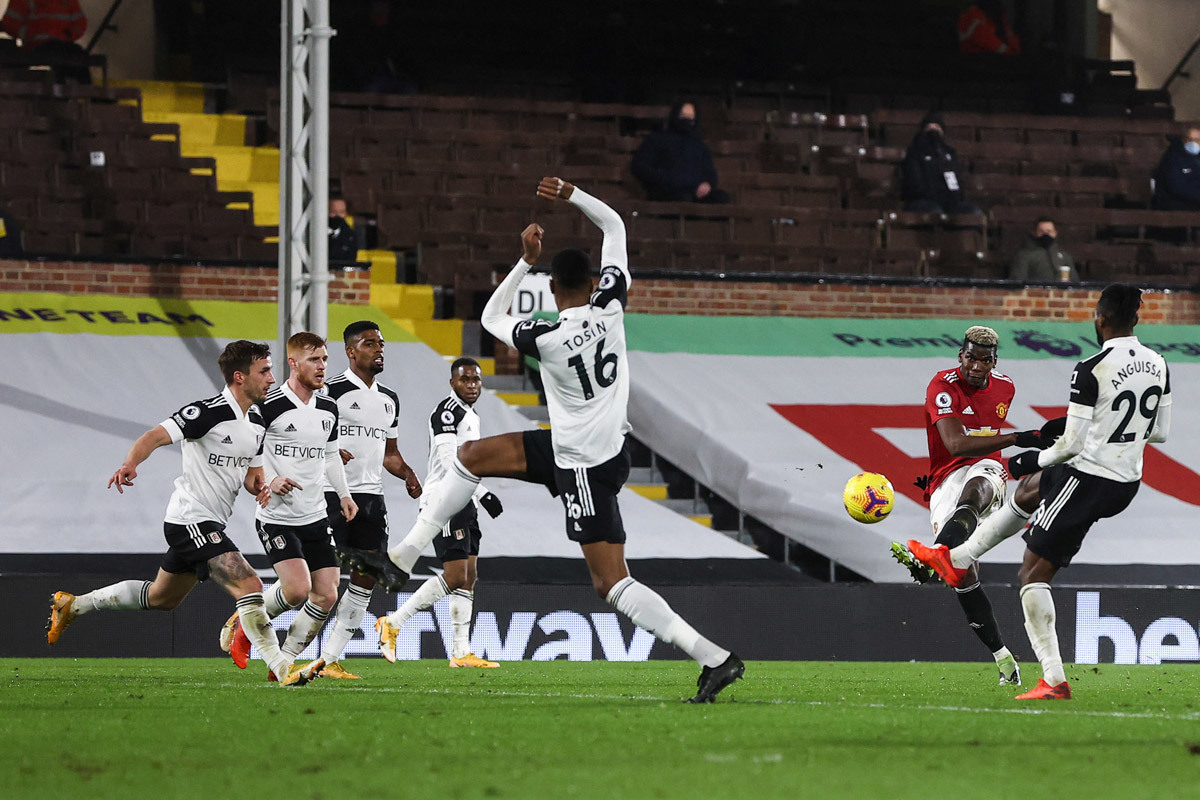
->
xmin=243 ymin=683 xmax=1200 ymax=721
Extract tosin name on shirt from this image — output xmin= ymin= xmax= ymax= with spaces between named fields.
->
xmin=207 ymin=454 xmax=254 ymax=468
xmin=271 ymin=444 xmax=324 ymax=459
xmin=340 ymin=424 xmax=387 ymax=440
xmin=563 ymin=320 xmax=607 ymax=351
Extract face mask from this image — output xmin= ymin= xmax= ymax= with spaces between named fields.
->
xmin=672 ymin=117 xmax=696 ymax=133
xmin=1037 ymin=234 xmax=1055 ymax=248
xmin=1184 ymin=141 xmax=1200 ymax=156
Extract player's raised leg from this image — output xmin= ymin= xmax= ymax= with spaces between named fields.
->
xmin=343 ymin=433 xmax=529 ymax=590
xmin=949 ymin=476 xmax=1038 ymax=568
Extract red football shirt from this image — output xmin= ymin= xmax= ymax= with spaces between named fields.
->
xmin=924 ymin=367 xmax=1015 ymax=498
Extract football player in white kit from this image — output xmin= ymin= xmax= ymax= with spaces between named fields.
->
xmin=912 ymin=285 xmax=1171 ymax=699
xmin=340 ymin=177 xmax=743 ymax=702
xmin=376 ymin=357 xmax=505 ymax=668
xmin=46 ymin=341 xmax=319 ymax=686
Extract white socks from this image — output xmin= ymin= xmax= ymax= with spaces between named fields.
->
xmin=448 ymin=589 xmax=474 ymax=659
xmin=320 ymin=583 xmax=373 ymax=665
xmin=1021 ymin=582 xmax=1066 ymax=686
xmin=282 ymin=600 xmax=331 ymax=659
xmin=236 ymin=592 xmax=292 ymax=678
xmin=950 ymin=495 xmax=1032 ymax=568
xmin=386 ymin=575 xmax=450 ymax=629
xmin=606 ymin=577 xmax=728 ymax=668
xmin=74 ymin=580 xmax=150 ymax=615
xmin=388 ymin=459 xmax=480 ymax=573
xmin=264 ymin=583 xmax=296 ymax=618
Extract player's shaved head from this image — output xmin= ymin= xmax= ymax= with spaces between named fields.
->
xmin=343 ymin=320 xmax=380 ymax=344
xmin=218 ymin=340 xmax=271 ymax=384
xmin=287 ymin=331 xmax=326 ymax=354
xmin=1096 ymin=284 xmax=1141 ymax=332
xmin=551 ymin=248 xmax=592 ymax=291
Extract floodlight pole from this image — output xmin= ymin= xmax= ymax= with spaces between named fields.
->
xmin=277 ymin=0 xmax=333 ymax=367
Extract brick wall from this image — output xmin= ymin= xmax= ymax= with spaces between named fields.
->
xmin=626 ymin=281 xmax=1200 ymax=324
xmin=0 ymin=260 xmax=370 ymax=305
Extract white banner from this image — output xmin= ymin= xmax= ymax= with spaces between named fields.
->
xmin=628 ymin=352 xmax=1200 ymax=582
xmin=0 ymin=333 xmax=757 ymax=561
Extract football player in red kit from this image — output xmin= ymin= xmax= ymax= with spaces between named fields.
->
xmin=893 ymin=325 xmax=1063 ymax=685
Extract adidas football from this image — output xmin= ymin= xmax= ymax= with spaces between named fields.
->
xmin=843 ymin=472 xmax=895 ymax=524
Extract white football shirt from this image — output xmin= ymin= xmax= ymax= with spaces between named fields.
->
xmin=254 ymin=382 xmax=346 ymax=526
xmin=1063 ymin=335 xmax=1171 ymax=483
xmin=158 ymin=385 xmax=264 ymax=525
xmin=321 ymin=369 xmax=400 ymax=495
xmin=422 ymin=393 xmax=488 ymax=509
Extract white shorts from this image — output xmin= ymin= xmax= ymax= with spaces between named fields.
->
xmin=928 ymin=459 xmax=1007 ymax=536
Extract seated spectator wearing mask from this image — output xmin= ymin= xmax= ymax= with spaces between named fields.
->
xmin=631 ymin=101 xmax=730 ymax=204
xmin=1152 ymin=127 xmax=1200 ymax=211
xmin=901 ymin=112 xmax=982 ymax=215
xmin=1009 ymin=217 xmax=1077 ymax=282
xmin=328 ymin=197 xmax=359 ymax=263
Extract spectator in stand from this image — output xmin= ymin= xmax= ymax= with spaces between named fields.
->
xmin=1008 ymin=217 xmax=1077 ymax=282
xmin=0 ymin=0 xmax=91 ymax=83
xmin=1152 ymin=127 xmax=1200 ymax=212
xmin=958 ymin=1 xmax=1021 ymax=55
xmin=0 ymin=205 xmax=23 ymax=257
xmin=631 ymin=101 xmax=730 ymax=204
xmin=328 ymin=197 xmax=359 ymax=264
xmin=901 ymin=112 xmax=982 ymax=215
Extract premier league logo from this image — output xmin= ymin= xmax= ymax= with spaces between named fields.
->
xmin=1013 ymin=330 xmax=1081 ymax=357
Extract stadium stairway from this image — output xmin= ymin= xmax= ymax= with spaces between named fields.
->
xmin=628 ymin=467 xmax=716 ymax=530
xmin=117 ymin=80 xmax=281 ymax=229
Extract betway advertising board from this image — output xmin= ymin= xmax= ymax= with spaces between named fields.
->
xmin=626 ymin=315 xmax=1200 ymax=583
xmin=8 ymin=575 xmax=1198 ymax=664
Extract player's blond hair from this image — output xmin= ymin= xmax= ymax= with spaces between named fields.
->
xmin=963 ymin=325 xmax=999 ymax=349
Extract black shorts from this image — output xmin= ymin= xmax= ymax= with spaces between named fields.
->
xmin=433 ymin=503 xmax=482 ymax=563
xmin=256 ymin=518 xmax=338 ymax=570
xmin=161 ymin=520 xmax=240 ymax=581
xmin=522 ymin=429 xmax=560 ymax=498
xmin=1022 ymin=464 xmax=1141 ymax=568
xmin=523 ymin=430 xmax=631 ymax=544
xmin=326 ymin=491 xmax=388 ymax=551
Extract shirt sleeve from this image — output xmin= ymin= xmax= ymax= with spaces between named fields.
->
xmin=430 ymin=402 xmax=465 ymax=436
xmin=511 ymin=318 xmax=559 ymax=361
xmin=480 ymin=258 xmax=533 ymax=347
xmin=164 ymin=401 xmax=220 ymax=442
xmin=589 ymin=265 xmax=629 ymax=310
xmin=567 ymin=187 xmax=630 ymax=290
xmin=925 ymin=377 xmax=958 ymax=421
xmin=1069 ymin=359 xmax=1100 ymax=407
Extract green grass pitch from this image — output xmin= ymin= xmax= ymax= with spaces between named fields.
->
xmin=4 ymin=659 xmax=1199 ymax=799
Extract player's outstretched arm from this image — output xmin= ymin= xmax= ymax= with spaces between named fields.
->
xmin=384 ymin=438 xmax=422 ymax=498
xmin=1008 ymin=406 xmax=1092 ymax=478
xmin=538 ymin=176 xmax=629 ymax=285
xmin=480 ymin=223 xmax=543 ymax=346
xmin=108 ymin=425 xmax=172 ymax=492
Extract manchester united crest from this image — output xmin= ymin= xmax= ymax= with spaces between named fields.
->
xmin=995 ymin=402 xmax=1008 ymax=419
